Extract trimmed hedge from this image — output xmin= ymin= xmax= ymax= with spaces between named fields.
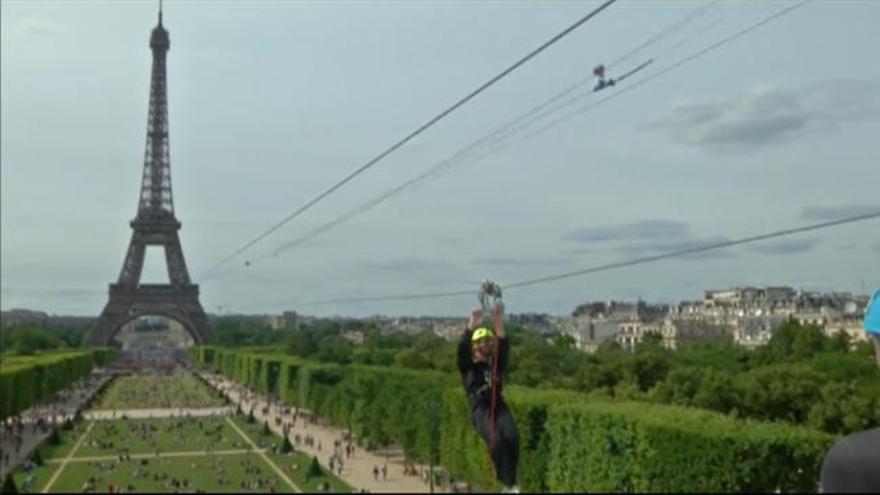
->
xmin=0 ymin=348 xmax=116 ymax=420
xmin=193 ymin=347 xmax=455 ymax=458
xmin=191 ymin=346 xmax=834 ymax=493
xmin=543 ymin=400 xmax=831 ymax=493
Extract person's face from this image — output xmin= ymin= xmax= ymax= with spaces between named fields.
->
xmin=473 ymin=338 xmax=493 ymax=361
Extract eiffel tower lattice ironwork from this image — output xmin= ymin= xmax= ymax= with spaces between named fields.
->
xmin=91 ymin=9 xmax=212 ymax=345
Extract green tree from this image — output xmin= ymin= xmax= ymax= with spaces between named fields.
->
xmin=574 ymin=361 xmax=624 ymax=393
xmin=672 ymin=341 xmax=751 ymax=373
xmin=2 ymin=475 xmax=18 ymax=494
xmin=757 ymin=317 xmax=828 ymax=364
xmin=596 ymin=339 xmax=623 ymax=355
xmin=736 ymin=366 xmax=826 ymax=424
xmin=637 ymin=331 xmax=664 ymax=350
xmin=214 ymin=319 xmax=284 ymax=347
xmin=30 ymin=448 xmax=43 ymax=466
xmin=315 ymin=337 xmax=353 ymax=365
xmin=47 ymin=429 xmax=61 ymax=446
xmin=651 ymin=367 xmax=701 ymax=407
xmin=279 ymin=435 xmax=294 ymax=454
xmin=394 ymin=348 xmax=434 ymax=370
xmin=692 ymin=368 xmax=737 ymax=414
xmin=825 ymin=331 xmax=851 ymax=354
xmin=628 ymin=352 xmax=671 ymax=392
xmin=757 ymin=317 xmax=799 ymax=363
xmin=352 ymin=347 xmax=396 ymax=367
xmin=307 ymin=455 xmax=322 ymax=479
xmin=807 ymin=382 xmax=880 ymax=434
xmin=286 ymin=329 xmax=318 ymax=357
xmin=792 ymin=324 xmax=827 ymax=361
xmin=553 ymin=333 xmax=577 ymax=350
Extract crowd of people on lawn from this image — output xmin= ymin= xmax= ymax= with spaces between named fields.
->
xmin=84 ymin=415 xmax=231 ymax=455
xmin=97 ymin=372 xmax=221 ymax=410
xmin=72 ymin=455 xmax=283 ymax=493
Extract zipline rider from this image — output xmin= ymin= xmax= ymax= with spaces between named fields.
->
xmin=458 ymin=304 xmax=521 ymax=493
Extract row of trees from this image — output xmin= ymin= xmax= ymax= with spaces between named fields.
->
xmin=0 ymin=348 xmax=116 ymax=420
xmin=190 ymin=346 xmax=834 ymax=493
xmin=0 ymin=317 xmax=293 ymax=355
xmin=0 ymin=325 xmax=90 ymax=356
xmin=268 ymin=317 xmax=879 ymax=435
xmin=21 ymin=313 xmax=844 ymax=438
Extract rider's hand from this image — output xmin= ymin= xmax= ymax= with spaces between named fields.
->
xmin=468 ymin=308 xmax=482 ymax=329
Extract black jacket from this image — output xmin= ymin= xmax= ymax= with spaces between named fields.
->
xmin=457 ymin=327 xmax=510 ymax=410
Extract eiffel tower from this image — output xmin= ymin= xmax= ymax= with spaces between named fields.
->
xmin=90 ymin=6 xmax=212 ymax=345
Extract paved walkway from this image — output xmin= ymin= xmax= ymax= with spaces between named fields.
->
xmin=84 ymin=406 xmax=234 ymax=420
xmin=0 ymin=372 xmax=112 ymax=481
xmin=200 ymin=372 xmax=452 ymax=493
xmin=45 ymin=448 xmax=258 ymax=464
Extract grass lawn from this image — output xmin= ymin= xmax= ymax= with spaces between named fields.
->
xmin=267 ymin=451 xmax=353 ymax=494
xmin=91 ymin=372 xmax=225 ymax=410
xmin=10 ymin=414 xmax=353 ymax=493
xmin=42 ymin=453 xmax=296 ymax=493
xmin=75 ymin=416 xmax=246 ymax=457
xmin=11 ymin=462 xmax=57 ymax=493
xmin=36 ymin=421 xmax=91 ymax=459
xmin=232 ymin=415 xmax=353 ymax=493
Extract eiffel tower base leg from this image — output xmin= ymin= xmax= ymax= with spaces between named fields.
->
xmin=90 ymin=284 xmax=213 ymax=345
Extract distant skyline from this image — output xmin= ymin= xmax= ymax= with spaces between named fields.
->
xmin=0 ymin=281 xmax=873 ymax=318
xmin=2 ymin=1 xmax=879 ymax=318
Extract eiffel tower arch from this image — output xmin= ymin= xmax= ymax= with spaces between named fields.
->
xmin=90 ymin=9 xmax=212 ymax=346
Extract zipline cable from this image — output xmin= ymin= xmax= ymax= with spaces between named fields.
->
xmin=265 ymin=0 xmax=807 ymax=259
xmin=201 ymin=0 xmax=619 ymax=277
xmin=504 ymin=211 xmax=876 ymax=291
xmin=518 ymin=0 xmax=811 ymax=144
xmin=606 ymin=0 xmax=722 ymax=69
xmin=295 ymin=211 xmax=880 ymax=306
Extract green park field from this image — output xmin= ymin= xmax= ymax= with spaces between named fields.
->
xmin=11 ymin=414 xmax=352 ymax=493
xmin=90 ymin=373 xmax=225 ymax=410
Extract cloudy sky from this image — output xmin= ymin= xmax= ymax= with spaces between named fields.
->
xmin=2 ymin=0 xmax=879 ymax=318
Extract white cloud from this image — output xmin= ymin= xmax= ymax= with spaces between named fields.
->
xmin=643 ymin=80 xmax=880 ymax=153
xmin=11 ymin=17 xmax=69 ymax=37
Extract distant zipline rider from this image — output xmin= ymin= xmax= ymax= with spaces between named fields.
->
xmin=592 ymin=64 xmax=616 ymax=91
xmin=458 ymin=281 xmax=521 ymax=493
xmin=592 ymin=57 xmax=655 ymax=92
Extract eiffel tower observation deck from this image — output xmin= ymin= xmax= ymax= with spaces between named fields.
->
xmin=90 ymin=6 xmax=212 ymax=345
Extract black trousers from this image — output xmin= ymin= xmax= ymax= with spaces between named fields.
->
xmin=471 ymin=403 xmax=520 ymax=487
xmin=821 ymin=427 xmax=880 ymax=493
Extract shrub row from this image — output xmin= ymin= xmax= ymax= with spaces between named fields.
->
xmin=0 ymin=348 xmax=116 ymax=420
xmin=191 ymin=346 xmax=455 ymax=460
xmin=191 ymin=346 xmax=833 ymax=492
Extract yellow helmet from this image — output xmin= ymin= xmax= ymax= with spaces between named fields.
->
xmin=471 ymin=327 xmax=494 ymax=342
